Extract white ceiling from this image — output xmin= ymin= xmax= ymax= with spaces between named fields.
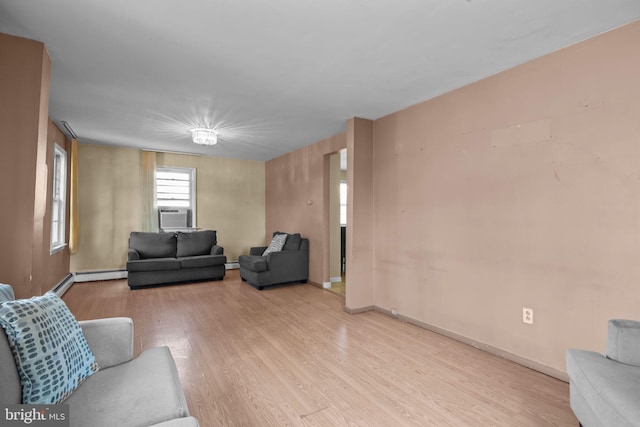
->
xmin=1 ymin=1 xmax=639 ymax=161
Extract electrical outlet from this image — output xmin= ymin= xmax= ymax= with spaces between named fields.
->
xmin=523 ymin=307 xmax=534 ymax=324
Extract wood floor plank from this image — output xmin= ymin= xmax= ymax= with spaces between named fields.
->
xmin=63 ymin=270 xmax=578 ymax=426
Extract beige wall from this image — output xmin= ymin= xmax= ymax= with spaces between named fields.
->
xmin=156 ymin=152 xmax=265 ymax=261
xmin=70 ymin=145 xmax=265 ymax=272
xmin=70 ymin=144 xmax=141 ymax=272
xmin=0 ymin=33 xmax=71 ymax=299
xmin=372 ymin=22 xmax=640 ymax=375
xmin=265 ymin=133 xmax=346 ymax=284
xmin=265 ymin=21 xmax=640 ymax=376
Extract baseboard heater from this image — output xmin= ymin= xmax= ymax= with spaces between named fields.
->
xmin=74 ymin=270 xmax=128 ymax=283
xmin=50 ymin=273 xmax=74 ymax=297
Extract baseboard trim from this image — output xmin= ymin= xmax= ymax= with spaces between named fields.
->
xmin=350 ymin=305 xmax=568 ymax=382
xmin=225 ymin=262 xmax=239 ymax=270
xmin=50 ymin=273 xmax=74 ymax=297
xmin=74 ymin=270 xmax=128 ymax=282
xmin=343 ymin=305 xmax=375 ymax=315
xmin=330 ymin=276 xmax=342 ymax=283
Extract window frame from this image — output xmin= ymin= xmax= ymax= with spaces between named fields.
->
xmin=50 ymin=143 xmax=67 ymax=254
xmin=155 ymin=166 xmax=197 ymax=227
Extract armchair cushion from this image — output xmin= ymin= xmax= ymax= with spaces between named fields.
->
xmin=0 ymin=293 xmax=99 ymax=404
xmin=606 ymin=319 xmax=640 ymax=366
xmin=64 ymin=346 xmax=190 ymax=427
xmin=275 ymin=231 xmax=301 ymax=250
xmin=176 ymin=230 xmax=217 ymax=257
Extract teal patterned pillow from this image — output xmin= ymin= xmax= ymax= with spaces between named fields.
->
xmin=0 ymin=292 xmax=99 ymax=404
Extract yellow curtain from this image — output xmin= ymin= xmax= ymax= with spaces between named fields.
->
xmin=68 ymin=139 xmax=79 ymax=254
xmin=140 ymin=151 xmax=158 ymax=232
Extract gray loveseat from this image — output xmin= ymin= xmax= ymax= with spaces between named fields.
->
xmin=566 ymin=319 xmax=640 ymax=426
xmin=0 ymin=285 xmax=199 ymax=427
xmin=238 ymin=232 xmax=309 ymax=290
xmin=127 ymin=230 xmax=226 ymax=289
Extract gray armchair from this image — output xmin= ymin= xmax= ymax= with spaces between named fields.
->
xmin=566 ymin=319 xmax=640 ymax=426
xmin=238 ymin=232 xmax=309 ymax=290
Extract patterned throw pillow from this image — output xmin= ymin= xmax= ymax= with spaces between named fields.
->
xmin=0 ymin=292 xmax=99 ymax=404
xmin=262 ymin=233 xmax=288 ymax=256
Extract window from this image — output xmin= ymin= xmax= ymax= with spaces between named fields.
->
xmin=50 ymin=144 xmax=67 ymax=253
xmin=155 ymin=166 xmax=196 ymax=226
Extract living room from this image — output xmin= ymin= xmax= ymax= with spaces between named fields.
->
xmin=1 ymin=3 xmax=640 ymax=426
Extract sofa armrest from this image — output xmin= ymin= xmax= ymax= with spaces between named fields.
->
xmin=211 ymin=245 xmax=224 ymax=255
xmin=606 ymin=319 xmax=640 ymax=366
xmin=79 ymin=317 xmax=134 ymax=369
xmin=250 ymin=246 xmax=267 ymax=256
xmin=128 ymin=248 xmax=141 ymax=261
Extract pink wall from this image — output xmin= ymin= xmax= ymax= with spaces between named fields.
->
xmin=266 ymin=132 xmax=346 ymax=284
xmin=0 ymin=33 xmax=71 ymax=298
xmin=373 ymin=21 xmax=640 ymax=375
xmin=266 ymin=21 xmax=640 ymax=376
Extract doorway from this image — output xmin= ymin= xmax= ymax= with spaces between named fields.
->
xmin=327 ymin=149 xmax=347 ymax=297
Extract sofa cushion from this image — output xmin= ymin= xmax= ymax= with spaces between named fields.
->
xmin=263 ymin=233 xmax=287 ymax=256
xmin=238 ymin=255 xmax=268 ymax=273
xmin=606 ymin=319 xmax=640 ymax=367
xmin=567 ymin=349 xmax=640 ymax=427
xmin=130 ymin=232 xmax=177 ymax=259
xmin=64 ymin=346 xmax=190 ymax=427
xmin=179 ymin=255 xmax=226 ymax=269
xmin=177 ymin=230 xmax=216 ymax=257
xmin=127 ymin=258 xmax=181 ymax=272
xmin=0 ymin=293 xmax=99 ymax=404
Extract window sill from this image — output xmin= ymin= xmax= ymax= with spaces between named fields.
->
xmin=50 ymin=243 xmax=67 ymax=255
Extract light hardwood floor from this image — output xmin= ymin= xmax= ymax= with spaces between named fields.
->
xmin=63 ymin=270 xmax=578 ymax=426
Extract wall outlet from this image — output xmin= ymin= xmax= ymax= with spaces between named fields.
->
xmin=523 ymin=307 xmax=534 ymax=324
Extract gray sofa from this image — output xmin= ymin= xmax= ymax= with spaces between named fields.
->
xmin=0 ymin=286 xmax=199 ymax=427
xmin=238 ymin=232 xmax=309 ymax=290
xmin=127 ymin=230 xmax=226 ymax=289
xmin=566 ymin=319 xmax=640 ymax=426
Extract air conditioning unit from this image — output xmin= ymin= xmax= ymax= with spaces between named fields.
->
xmin=159 ymin=208 xmax=189 ymax=230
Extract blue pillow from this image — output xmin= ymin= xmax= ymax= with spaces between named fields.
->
xmin=0 ymin=292 xmax=99 ymax=404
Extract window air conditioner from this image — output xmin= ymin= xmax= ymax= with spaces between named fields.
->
xmin=159 ymin=208 xmax=189 ymax=230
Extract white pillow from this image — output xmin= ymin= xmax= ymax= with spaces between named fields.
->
xmin=262 ymin=233 xmax=288 ymax=256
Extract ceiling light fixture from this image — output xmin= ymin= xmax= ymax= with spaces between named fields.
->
xmin=190 ymin=128 xmax=218 ymax=145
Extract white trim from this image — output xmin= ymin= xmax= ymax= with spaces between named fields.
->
xmin=74 ymin=270 xmax=128 ymax=282
xmin=225 ymin=262 xmax=239 ymax=270
xmin=330 ymin=276 xmax=342 ymax=283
